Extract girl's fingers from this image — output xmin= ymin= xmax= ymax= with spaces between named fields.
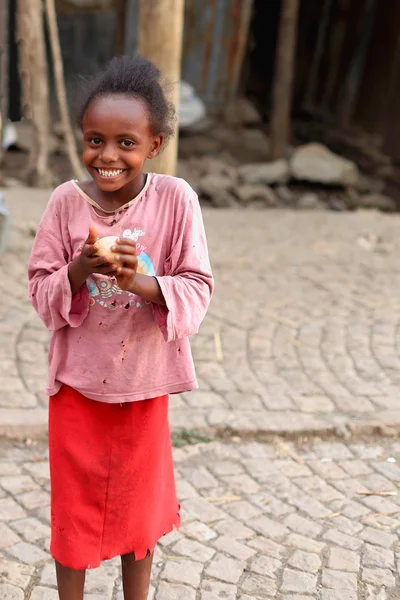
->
xmin=114 ymin=254 xmax=138 ymax=267
xmin=116 ymin=266 xmax=136 ymax=277
xmin=115 ymin=237 xmax=136 ymax=246
xmin=86 ymin=225 xmax=98 ymax=245
xmin=111 ymin=244 xmax=137 ymax=255
xmin=91 ymin=256 xmax=112 ymax=267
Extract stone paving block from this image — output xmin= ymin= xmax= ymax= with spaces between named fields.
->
xmin=285 ymin=533 xmax=325 ymax=554
xmin=155 ymin=582 xmax=196 ymax=600
xmin=362 ymin=567 xmax=396 ymax=588
xmin=84 ymin=565 xmax=118 ymax=596
xmin=33 ymin=505 xmax=51 ymax=525
xmin=179 ymin=521 xmax=217 ymax=542
xmin=221 ymin=473 xmax=260 ymax=494
xmin=322 ymin=528 xmax=362 ymax=551
xmin=0 ymin=522 xmax=21 ymax=548
xmin=40 ymin=563 xmax=57 ymax=587
xmin=211 ymin=536 xmax=256 ymax=561
xmin=15 ymin=490 xmax=49 ymax=510
xmin=362 ymin=544 xmax=395 ymax=569
xmin=281 ymin=568 xmax=317 ymax=594
xmin=0 ymin=498 xmax=27 ymax=521
xmin=328 ymin=547 xmax=360 ymax=572
xmin=200 ymin=580 xmax=237 ymax=600
xmin=0 ymin=462 xmax=22 ymax=476
xmin=171 ymin=538 xmax=215 ymax=562
xmin=284 ymin=513 xmax=323 ymax=538
xmin=22 ymin=461 xmax=50 ymax=480
xmin=288 ymin=549 xmax=321 ymax=572
xmin=222 ymin=500 xmax=262 ymax=521
xmin=246 ymin=515 xmax=288 ymax=539
xmin=240 ymin=572 xmax=276 ymax=597
xmin=309 ymin=459 xmax=348 ymax=480
xmin=0 ymin=583 xmax=24 ymax=600
xmin=10 ymin=517 xmax=50 ymax=542
xmin=30 ymin=588 xmax=58 ymax=600
xmin=247 ymin=535 xmax=286 ymax=558
xmin=162 ymin=560 xmax=203 ymax=587
xmin=321 ymin=569 xmax=358 ymax=591
xmin=0 ymin=559 xmax=35 ymax=587
xmin=180 ymin=497 xmax=225 ymax=523
xmin=249 ymin=554 xmax=281 ymax=578
xmin=0 ymin=475 xmax=39 ymax=495
xmin=364 ymin=584 xmax=388 ymax=599
xmin=205 ymin=554 xmax=245 ymax=584
xmin=340 ymin=459 xmax=373 ymax=477
xmin=180 ymin=466 xmax=219 ymax=490
xmin=359 ymin=527 xmax=397 ymax=548
xmin=213 ymin=517 xmax=254 ymax=540
xmin=7 ymin=541 xmax=49 ymax=564
xmin=320 ymin=591 xmax=357 ymax=600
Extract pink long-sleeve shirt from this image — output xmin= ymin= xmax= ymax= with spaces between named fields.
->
xmin=28 ymin=174 xmax=214 ymax=403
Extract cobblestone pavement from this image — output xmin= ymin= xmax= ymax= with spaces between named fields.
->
xmin=2 ymin=188 xmax=400 ymax=437
xmin=0 ymin=437 xmax=400 ymax=599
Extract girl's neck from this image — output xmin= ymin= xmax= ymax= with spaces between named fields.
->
xmin=83 ymin=173 xmax=147 ymax=212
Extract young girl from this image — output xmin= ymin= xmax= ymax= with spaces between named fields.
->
xmin=28 ymin=56 xmax=213 ymax=600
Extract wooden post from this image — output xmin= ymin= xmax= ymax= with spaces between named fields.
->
xmin=270 ymin=0 xmax=300 ymax=160
xmin=17 ymin=0 xmax=52 ymax=186
xmin=44 ymin=0 xmax=85 ymax=180
xmin=0 ymin=0 xmax=9 ymax=182
xmin=139 ymin=0 xmax=184 ymax=176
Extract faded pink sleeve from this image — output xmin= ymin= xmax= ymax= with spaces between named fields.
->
xmin=153 ymin=190 xmax=214 ymax=342
xmin=28 ymin=197 xmax=89 ymax=331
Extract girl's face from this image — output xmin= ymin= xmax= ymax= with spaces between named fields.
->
xmin=81 ymin=94 xmax=163 ymax=192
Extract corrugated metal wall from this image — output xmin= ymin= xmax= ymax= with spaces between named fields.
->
xmin=294 ymin=0 xmax=400 ymax=161
xmin=182 ymin=0 xmax=253 ymax=109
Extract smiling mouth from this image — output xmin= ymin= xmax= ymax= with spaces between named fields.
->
xmin=95 ymin=168 xmax=126 ymax=178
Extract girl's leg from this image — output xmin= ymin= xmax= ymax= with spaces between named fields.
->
xmin=121 ymin=552 xmax=153 ymax=600
xmin=55 ymin=561 xmax=86 ymax=600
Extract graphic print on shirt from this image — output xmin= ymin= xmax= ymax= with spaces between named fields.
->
xmin=86 ymin=225 xmax=156 ymax=311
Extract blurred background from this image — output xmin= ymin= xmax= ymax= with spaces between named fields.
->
xmin=1 ymin=0 xmax=400 ymax=212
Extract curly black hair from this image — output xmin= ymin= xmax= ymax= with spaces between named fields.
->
xmin=77 ymin=56 xmax=176 ymax=146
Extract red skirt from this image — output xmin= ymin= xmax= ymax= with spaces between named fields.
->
xmin=48 ymin=385 xmax=180 ymax=570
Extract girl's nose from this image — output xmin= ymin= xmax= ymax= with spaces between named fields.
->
xmin=100 ymin=144 xmax=118 ymax=163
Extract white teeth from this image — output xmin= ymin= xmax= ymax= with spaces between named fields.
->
xmin=98 ymin=169 xmax=124 ymax=178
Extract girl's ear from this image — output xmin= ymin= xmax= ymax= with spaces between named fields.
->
xmin=148 ymin=136 xmax=164 ymax=159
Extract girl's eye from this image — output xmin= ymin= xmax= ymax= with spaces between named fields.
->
xmin=89 ymin=137 xmax=102 ymax=145
xmin=121 ymin=140 xmax=134 ymax=148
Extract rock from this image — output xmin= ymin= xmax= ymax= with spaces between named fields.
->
xmin=275 ymin=185 xmax=295 ymax=205
xmin=290 ymin=143 xmax=359 ymax=187
xmin=199 ymin=173 xmax=233 ymax=199
xmin=357 ymin=194 xmax=396 ymax=212
xmin=354 ymin=174 xmax=385 ymax=194
xmin=178 ymin=134 xmax=221 ymax=158
xmin=210 ymin=192 xmax=239 ymax=208
xmin=225 ymin=98 xmax=262 ymax=126
xmin=202 ymin=159 xmax=238 ymax=185
xmin=236 ymin=185 xmax=277 ymax=206
xmin=238 ymin=160 xmax=289 ymax=185
xmin=240 ymin=129 xmax=270 ymax=161
xmin=328 ymin=198 xmax=347 ymax=212
xmin=209 ymin=126 xmax=239 ymax=147
xmin=297 ymin=193 xmax=322 ymax=210
xmin=4 ymin=178 xmax=26 ymax=188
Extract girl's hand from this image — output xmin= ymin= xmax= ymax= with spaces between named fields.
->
xmin=111 ymin=238 xmax=138 ymax=291
xmin=75 ymin=226 xmax=117 ymax=278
